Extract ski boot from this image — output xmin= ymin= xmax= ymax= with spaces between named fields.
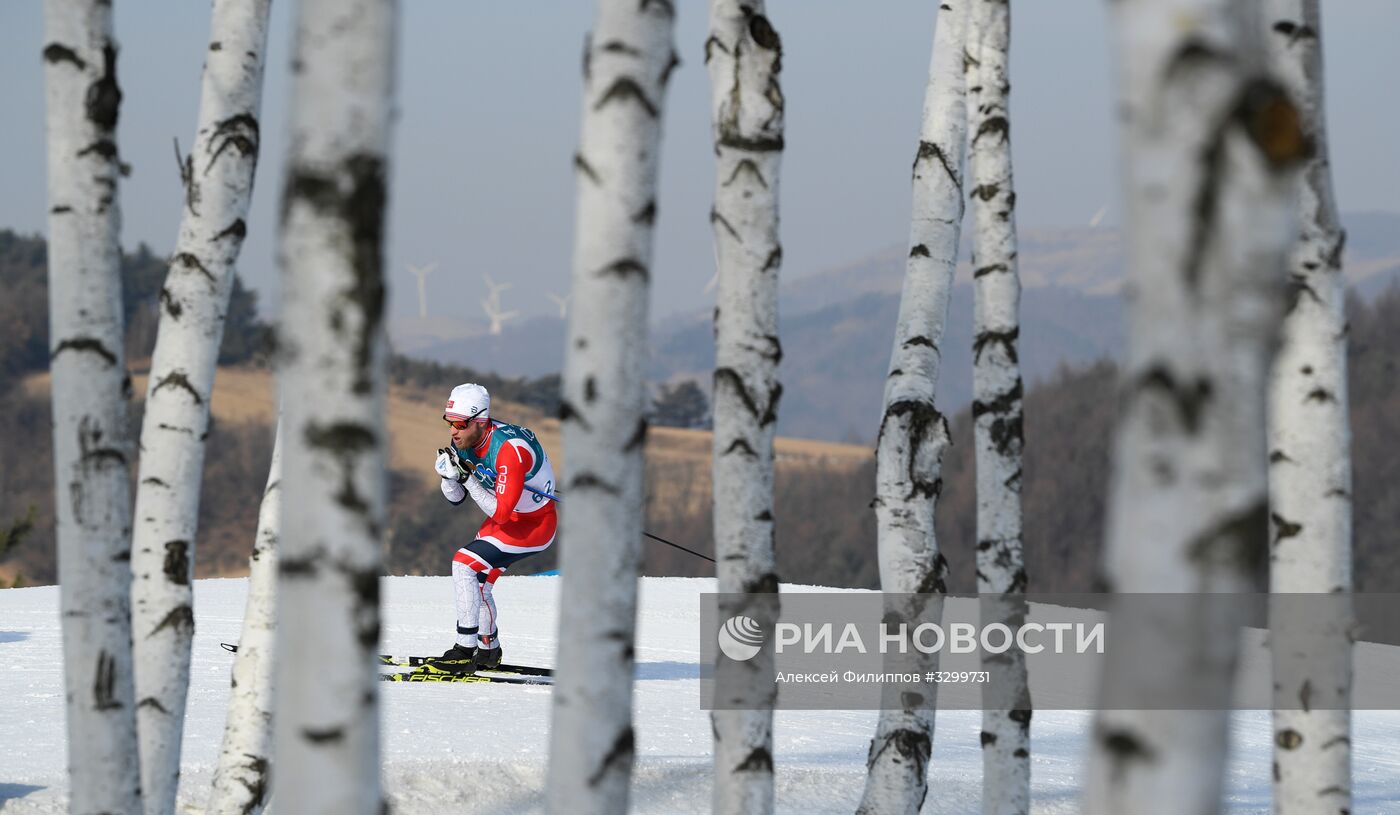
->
xmin=427 ymin=643 xmax=477 ymax=674
xmin=472 ymin=644 xmax=503 ymax=672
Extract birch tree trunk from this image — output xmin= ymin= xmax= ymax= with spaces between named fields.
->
xmin=272 ymin=2 xmax=397 ymax=813
xmin=706 ymin=3 xmax=784 ymax=813
xmin=131 ymin=4 xmax=271 ymax=811
xmin=1263 ymin=3 xmax=1353 ymax=812
xmin=42 ymin=2 xmax=142 ymax=811
xmin=207 ymin=423 xmax=281 ymax=815
xmin=1082 ymin=3 xmax=1306 ymax=813
xmin=965 ymin=2 xmax=1030 ymax=812
xmin=546 ymin=2 xmax=677 ymax=812
xmin=856 ymin=2 xmax=968 ymax=813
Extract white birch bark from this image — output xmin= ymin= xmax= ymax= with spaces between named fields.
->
xmin=856 ymin=2 xmax=968 ymax=813
xmin=131 ymin=4 xmax=271 ymax=811
xmin=42 ymin=2 xmax=142 ymax=812
xmin=706 ymin=3 xmax=784 ymax=813
xmin=546 ymin=2 xmax=677 ymax=812
xmin=272 ymin=2 xmax=397 ymax=813
xmin=1263 ymin=3 xmax=1353 ymax=812
xmin=966 ymin=2 xmax=1031 ymax=812
xmin=207 ymin=423 xmax=281 ymax=815
xmin=1082 ymin=3 xmax=1307 ymax=813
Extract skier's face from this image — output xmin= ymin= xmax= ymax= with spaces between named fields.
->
xmin=446 ymin=417 xmax=487 ymax=449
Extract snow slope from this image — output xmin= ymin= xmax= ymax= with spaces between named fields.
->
xmin=2 ymin=577 xmax=1398 ymax=813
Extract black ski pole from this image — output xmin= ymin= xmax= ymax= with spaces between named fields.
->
xmin=643 ymin=531 xmax=715 ymax=564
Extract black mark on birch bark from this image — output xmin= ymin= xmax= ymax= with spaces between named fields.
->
xmin=173 ymin=252 xmax=217 ymax=284
xmin=160 ymin=287 xmax=184 ymax=320
xmin=94 ymin=651 xmax=121 ymax=710
xmin=723 ymin=438 xmax=757 ymax=459
xmin=917 ymin=553 xmax=949 ymax=594
xmin=43 ymin=44 xmax=86 ymax=70
xmin=710 ymin=208 xmax=741 ymax=241
xmin=595 ymin=257 xmax=649 ymax=281
xmin=715 ymin=368 xmax=780 ymax=427
xmin=150 ymin=604 xmax=195 ymax=637
xmin=163 ymin=539 xmax=191 ymax=586
xmin=1271 ymin=511 xmax=1302 ymax=547
xmin=600 ymin=40 xmax=642 ymax=58
xmin=557 ymin=400 xmax=591 ymax=431
xmin=594 ymin=78 xmax=659 ymax=118
xmin=304 ymin=421 xmax=380 ymax=531
xmin=587 ymin=727 xmax=635 ymax=787
xmin=215 ymin=218 xmax=248 ymax=242
xmin=234 ymin=756 xmax=270 ymax=811
xmin=1100 ymin=727 xmax=1156 ymax=783
xmin=624 ymin=418 xmax=648 ymax=453
xmin=868 ymin=729 xmax=931 ymax=782
xmin=206 ymin=113 xmax=260 ymax=175
xmin=1271 ymin=21 xmax=1318 ymax=45
xmin=152 ymin=371 xmax=204 ymax=404
xmin=661 ymin=50 xmax=681 ymax=87
xmin=303 ymin=727 xmax=345 ymax=744
xmin=570 ymin=473 xmax=620 ymax=495
xmin=735 ymin=747 xmax=774 ymax=772
xmin=138 ymin=697 xmax=170 ymax=713
xmin=717 ymin=133 xmax=783 ymax=153
xmin=574 ymin=153 xmax=600 ymax=185
xmin=283 ymin=154 xmax=388 ymax=395
xmin=51 ymin=337 xmax=118 ymax=366
xmin=1285 ymin=274 xmax=1322 ymax=314
xmin=972 ymin=116 xmax=1008 ymax=147
xmin=1188 ymin=500 xmax=1269 ymax=582
xmin=1275 ymin=728 xmax=1303 ymax=749
xmin=761 ymin=246 xmax=782 ymax=273
xmin=914 ymin=140 xmax=960 ymax=190
xmin=86 ymin=44 xmax=122 ymax=132
xmin=973 ymin=327 xmax=1019 ymax=365
xmin=722 ymin=158 xmax=767 ymax=189
xmin=878 ymin=399 xmax=948 ymax=501
xmin=1136 ymin=366 xmax=1212 ymax=434
xmin=704 ymin=36 xmax=728 ymax=65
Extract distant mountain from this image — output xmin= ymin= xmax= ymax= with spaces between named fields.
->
xmin=395 ymin=211 xmax=1400 ymax=443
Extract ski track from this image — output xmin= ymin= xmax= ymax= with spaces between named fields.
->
xmin=2 ymin=576 xmax=1397 ymax=813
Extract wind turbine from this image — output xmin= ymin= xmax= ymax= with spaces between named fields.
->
xmin=482 ymin=273 xmax=511 ymax=312
xmin=482 ymin=297 xmax=519 ymax=335
xmin=407 ymin=262 xmax=436 ymax=318
xmin=546 ymin=291 xmax=570 ymax=319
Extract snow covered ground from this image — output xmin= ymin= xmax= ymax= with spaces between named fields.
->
xmin=3 ymin=576 xmax=1399 ymax=813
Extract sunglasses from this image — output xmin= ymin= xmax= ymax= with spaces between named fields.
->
xmin=444 ymin=417 xmax=482 ymax=430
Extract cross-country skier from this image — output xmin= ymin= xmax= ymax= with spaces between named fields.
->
xmin=430 ymin=383 xmax=557 ymax=673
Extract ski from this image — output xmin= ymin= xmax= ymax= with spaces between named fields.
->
xmin=379 ymin=665 xmax=551 ymax=686
xmin=220 ymin=642 xmax=554 ymax=677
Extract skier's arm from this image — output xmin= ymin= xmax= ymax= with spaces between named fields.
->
xmin=463 ymin=475 xmax=496 ymax=516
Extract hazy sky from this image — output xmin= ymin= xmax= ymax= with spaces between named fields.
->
xmin=2 ymin=2 xmax=1398 ymax=328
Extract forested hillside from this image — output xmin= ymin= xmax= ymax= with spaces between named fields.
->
xmin=3 ymin=224 xmax=1397 ymax=591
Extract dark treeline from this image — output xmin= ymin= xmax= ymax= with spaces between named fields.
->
xmin=3 ymin=221 xmax=1398 ymax=591
xmin=633 ymin=287 xmax=1400 ymax=593
xmin=0 ymin=229 xmax=269 ymax=389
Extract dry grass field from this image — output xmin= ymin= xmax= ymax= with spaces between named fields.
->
xmin=26 ymin=364 xmax=870 ymax=492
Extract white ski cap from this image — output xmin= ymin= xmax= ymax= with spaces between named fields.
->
xmin=444 ymin=383 xmax=490 ymax=422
